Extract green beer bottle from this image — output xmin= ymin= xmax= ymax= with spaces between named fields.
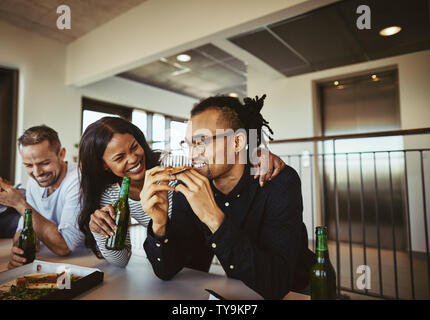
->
xmin=18 ymin=209 xmax=36 ymax=264
xmin=310 ymin=226 xmax=337 ymax=300
xmin=106 ymin=177 xmax=131 ymax=250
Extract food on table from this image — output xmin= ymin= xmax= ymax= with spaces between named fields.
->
xmin=0 ymin=272 xmax=82 ymax=300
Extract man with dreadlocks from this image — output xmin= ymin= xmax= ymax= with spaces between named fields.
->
xmin=141 ymin=95 xmax=315 ymax=299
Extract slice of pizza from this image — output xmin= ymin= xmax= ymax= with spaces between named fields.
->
xmin=0 ymin=178 xmax=12 ymax=192
xmin=0 ymin=178 xmax=12 ymax=185
xmin=165 ymin=166 xmax=191 ymax=175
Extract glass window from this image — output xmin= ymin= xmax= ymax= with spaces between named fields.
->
xmin=82 ymin=110 xmax=119 ymax=135
xmin=132 ymin=110 xmax=147 ymax=137
xmin=81 ymin=99 xmax=187 ymax=157
xmin=170 ymin=120 xmax=187 ymax=154
xmin=152 ymin=114 xmax=165 ymax=150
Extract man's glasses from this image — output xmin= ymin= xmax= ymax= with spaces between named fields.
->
xmin=179 ymin=132 xmax=234 ymax=156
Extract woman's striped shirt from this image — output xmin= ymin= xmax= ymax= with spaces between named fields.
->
xmin=91 ymin=182 xmax=174 ymax=267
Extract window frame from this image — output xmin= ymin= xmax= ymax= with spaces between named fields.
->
xmin=81 ymin=97 xmax=188 ymax=147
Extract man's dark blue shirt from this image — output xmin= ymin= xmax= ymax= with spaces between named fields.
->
xmin=144 ymin=164 xmax=315 ymax=299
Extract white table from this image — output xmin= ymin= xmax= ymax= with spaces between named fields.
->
xmin=0 ymin=239 xmax=309 ymax=300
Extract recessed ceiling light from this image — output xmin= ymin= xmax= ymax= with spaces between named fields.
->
xmin=334 ymin=81 xmax=339 ymax=86
xmin=176 ymin=54 xmax=191 ymax=62
xmin=379 ymin=26 xmax=402 ymax=36
xmin=371 ymin=74 xmax=380 ymax=81
xmin=228 ymin=93 xmax=239 ymax=98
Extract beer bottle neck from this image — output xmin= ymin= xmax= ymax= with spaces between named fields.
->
xmin=23 ymin=210 xmax=33 ymax=229
xmin=316 ymin=232 xmax=329 ymax=263
xmin=119 ymin=180 xmax=130 ymax=201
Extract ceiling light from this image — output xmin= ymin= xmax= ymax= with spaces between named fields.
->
xmin=333 ymin=81 xmax=339 ymax=86
xmin=379 ymin=26 xmax=402 ymax=36
xmin=176 ymin=54 xmax=191 ymax=62
xmin=228 ymin=93 xmax=238 ymax=98
xmin=171 ymin=68 xmax=191 ymax=76
xmin=371 ymin=74 xmax=380 ymax=81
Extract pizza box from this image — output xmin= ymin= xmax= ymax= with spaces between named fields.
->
xmin=0 ymin=260 xmax=104 ymax=300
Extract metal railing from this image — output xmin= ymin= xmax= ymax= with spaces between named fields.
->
xmin=271 ymin=128 xmax=430 ymax=300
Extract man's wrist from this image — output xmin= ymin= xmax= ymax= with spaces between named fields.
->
xmin=152 ymin=222 xmax=167 ymax=238
xmin=204 ymin=208 xmax=225 ymax=234
xmin=15 ymin=200 xmax=31 ymax=216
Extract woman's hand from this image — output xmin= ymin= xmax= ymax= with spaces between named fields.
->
xmin=89 ymin=204 xmax=117 ymax=238
xmin=252 ymin=150 xmax=286 ymax=187
xmin=140 ymin=166 xmax=175 ymax=237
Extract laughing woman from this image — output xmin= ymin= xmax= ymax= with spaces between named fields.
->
xmin=78 ymin=117 xmax=168 ymax=266
xmin=78 ymin=116 xmax=285 ymax=267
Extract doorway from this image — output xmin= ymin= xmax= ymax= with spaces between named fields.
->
xmin=318 ymin=69 xmax=407 ymax=251
xmin=0 ymin=67 xmax=18 ymax=183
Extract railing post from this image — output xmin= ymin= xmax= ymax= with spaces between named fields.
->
xmin=310 ymin=154 xmax=315 ymax=252
xmin=321 ymin=153 xmax=326 ymax=227
xmin=333 ymin=139 xmax=341 ymax=296
xmin=388 ymin=151 xmax=399 ymax=299
xmin=359 ymin=152 xmax=368 ymax=295
xmin=346 ymin=153 xmax=354 ymax=291
xmin=373 ymin=152 xmax=383 ymax=297
xmin=403 ymin=150 xmax=415 ymax=299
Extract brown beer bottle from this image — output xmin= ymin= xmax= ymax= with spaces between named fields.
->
xmin=18 ymin=209 xmax=36 ymax=264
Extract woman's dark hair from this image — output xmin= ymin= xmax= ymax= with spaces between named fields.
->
xmin=190 ymin=94 xmax=274 ymax=149
xmin=78 ymin=117 xmax=159 ymax=258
